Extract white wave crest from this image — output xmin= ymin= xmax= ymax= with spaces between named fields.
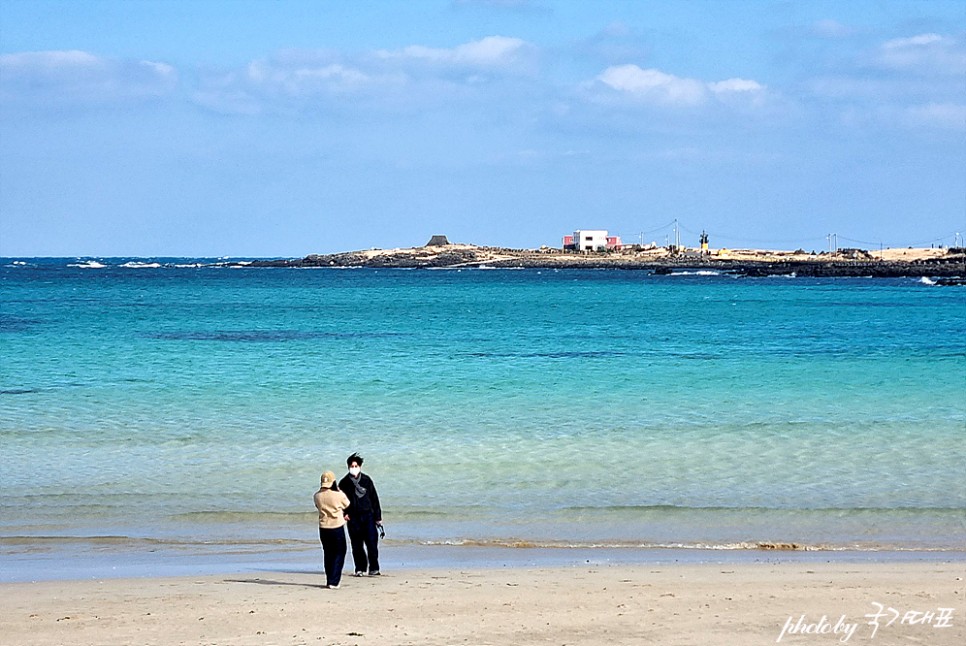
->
xmin=667 ymin=270 xmax=723 ymax=277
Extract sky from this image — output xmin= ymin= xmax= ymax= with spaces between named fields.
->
xmin=1 ymin=0 xmax=964 ymax=257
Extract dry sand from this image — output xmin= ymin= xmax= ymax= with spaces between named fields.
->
xmin=870 ymin=247 xmax=950 ymax=262
xmin=2 ymin=561 xmax=963 ymax=646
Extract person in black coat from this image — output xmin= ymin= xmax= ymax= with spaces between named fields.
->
xmin=338 ymin=452 xmax=383 ymax=576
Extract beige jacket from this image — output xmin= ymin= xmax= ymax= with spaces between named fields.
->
xmin=314 ymin=488 xmax=350 ymax=529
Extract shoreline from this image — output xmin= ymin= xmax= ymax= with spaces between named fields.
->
xmin=5 ymin=252 xmax=965 ymax=278
xmin=4 ymin=541 xmax=965 ymax=584
xmin=3 ymin=558 xmax=963 ymax=645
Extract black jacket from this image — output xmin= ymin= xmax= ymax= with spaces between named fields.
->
xmin=338 ymin=473 xmax=382 ymax=523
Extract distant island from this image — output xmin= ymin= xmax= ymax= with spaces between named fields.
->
xmin=249 ymin=237 xmax=965 ymax=279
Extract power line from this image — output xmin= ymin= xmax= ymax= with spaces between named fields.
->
xmin=836 ymin=235 xmax=881 ymax=247
xmin=630 ymin=219 xmax=963 ymax=250
xmin=637 ymin=220 xmax=677 ymax=237
xmin=676 ymin=221 xmax=825 ymax=247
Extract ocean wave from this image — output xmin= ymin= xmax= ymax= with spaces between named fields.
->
xmin=414 ymin=538 xmax=952 ymax=552
xmin=3 ymin=534 xmax=959 ymax=554
xmin=119 ymin=261 xmax=162 ymax=269
xmin=1 ymin=258 xmax=272 ymax=270
xmin=560 ymin=504 xmax=966 ymax=514
xmin=664 ymin=270 xmax=726 ymax=277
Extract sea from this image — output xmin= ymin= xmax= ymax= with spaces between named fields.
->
xmin=1 ymin=258 xmax=964 ymax=581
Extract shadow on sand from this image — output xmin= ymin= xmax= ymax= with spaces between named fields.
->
xmin=226 ymin=577 xmax=326 ymax=590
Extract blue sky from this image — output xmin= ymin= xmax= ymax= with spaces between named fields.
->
xmin=1 ymin=0 xmax=963 ymax=256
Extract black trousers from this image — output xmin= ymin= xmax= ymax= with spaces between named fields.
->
xmin=318 ymin=526 xmax=347 ymax=586
xmin=347 ymin=516 xmax=380 ymax=574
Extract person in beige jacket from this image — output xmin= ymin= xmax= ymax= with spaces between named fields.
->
xmin=314 ymin=471 xmax=350 ymax=589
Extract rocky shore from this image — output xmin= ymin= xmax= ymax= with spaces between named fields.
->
xmin=248 ymin=243 xmax=966 ymax=278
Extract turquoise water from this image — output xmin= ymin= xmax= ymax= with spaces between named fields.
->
xmin=1 ymin=259 xmax=964 ymax=576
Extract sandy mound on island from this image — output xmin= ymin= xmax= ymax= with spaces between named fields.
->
xmin=871 ymin=247 xmax=950 ymax=262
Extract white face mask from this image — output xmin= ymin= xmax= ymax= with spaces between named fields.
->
xmin=349 ymin=466 xmax=361 ymax=477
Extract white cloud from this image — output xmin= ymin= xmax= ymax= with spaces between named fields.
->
xmin=192 ymin=49 xmax=411 ymax=114
xmin=246 ymin=59 xmax=377 ymax=95
xmin=903 ymin=102 xmax=966 ymax=130
xmin=595 ymin=65 xmax=707 ymax=106
xmin=709 ymin=78 xmax=765 ymax=94
xmin=194 ymin=37 xmax=539 ymax=115
xmin=800 ymin=31 xmax=965 ymax=133
xmin=839 ymin=101 xmax=966 ymax=132
xmin=882 ymin=33 xmax=944 ymax=49
xmin=455 ymin=35 xmax=531 ymax=66
xmin=0 ymin=50 xmax=177 ymax=106
xmin=876 ymin=33 xmax=966 ymax=74
xmin=1 ymin=49 xmax=102 ymax=71
xmin=808 ymin=32 xmax=965 ymax=99
xmin=377 ymin=36 xmax=536 ymax=72
xmin=591 ymin=64 xmax=766 ymax=109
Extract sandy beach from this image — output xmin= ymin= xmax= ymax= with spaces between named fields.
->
xmin=2 ymin=559 xmax=962 ymax=646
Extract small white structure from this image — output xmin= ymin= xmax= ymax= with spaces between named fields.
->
xmin=573 ymin=229 xmax=609 ymax=251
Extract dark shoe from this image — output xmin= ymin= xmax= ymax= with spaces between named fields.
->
xmin=368 ymin=570 xmax=380 ymax=576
